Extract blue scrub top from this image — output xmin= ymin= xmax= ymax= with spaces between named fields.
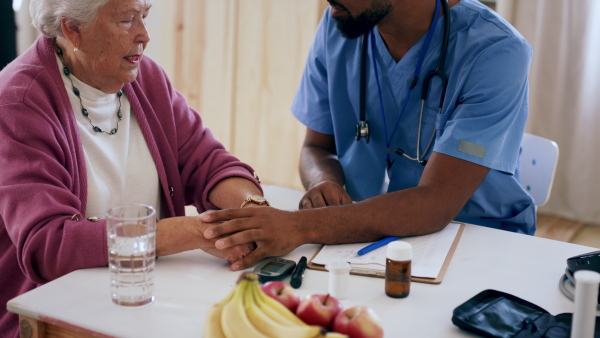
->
xmin=291 ymin=0 xmax=536 ymax=234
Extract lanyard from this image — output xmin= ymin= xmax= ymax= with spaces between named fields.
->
xmin=371 ymin=0 xmax=442 ymax=170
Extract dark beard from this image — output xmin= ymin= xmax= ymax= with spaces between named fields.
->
xmin=331 ymin=1 xmax=393 ymax=39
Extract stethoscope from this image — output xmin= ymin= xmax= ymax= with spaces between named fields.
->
xmin=355 ymin=0 xmax=450 ymax=168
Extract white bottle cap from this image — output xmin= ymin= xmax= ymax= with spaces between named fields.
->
xmin=387 ymin=241 xmax=412 ymax=261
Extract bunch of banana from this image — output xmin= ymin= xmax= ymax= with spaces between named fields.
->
xmin=204 ymin=272 xmax=348 ymax=338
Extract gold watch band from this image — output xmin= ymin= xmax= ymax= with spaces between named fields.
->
xmin=240 ymin=195 xmax=270 ymax=208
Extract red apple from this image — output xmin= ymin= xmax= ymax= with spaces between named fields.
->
xmin=333 ymin=305 xmax=383 ymax=338
xmin=295 ymin=294 xmax=342 ymax=330
xmin=260 ymin=281 xmax=301 ymax=313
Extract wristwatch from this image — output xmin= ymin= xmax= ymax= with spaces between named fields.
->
xmin=240 ymin=195 xmax=270 ymax=208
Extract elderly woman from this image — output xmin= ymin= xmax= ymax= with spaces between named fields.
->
xmin=0 ymin=0 xmax=268 ymax=335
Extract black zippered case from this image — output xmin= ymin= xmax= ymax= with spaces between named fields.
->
xmin=452 ymin=289 xmax=600 ymax=338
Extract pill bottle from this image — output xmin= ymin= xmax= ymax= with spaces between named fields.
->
xmin=385 ymin=241 xmax=412 ymax=298
xmin=326 ymin=260 xmax=351 ymax=299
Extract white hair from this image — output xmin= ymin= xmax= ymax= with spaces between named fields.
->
xmin=30 ymin=0 xmax=111 ymax=38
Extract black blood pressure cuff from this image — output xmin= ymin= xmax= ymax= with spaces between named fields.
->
xmin=452 ymin=289 xmax=600 ymax=338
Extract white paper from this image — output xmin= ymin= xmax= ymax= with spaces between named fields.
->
xmin=311 ymin=223 xmax=461 ymax=279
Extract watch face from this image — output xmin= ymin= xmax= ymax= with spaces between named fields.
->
xmin=252 ymin=195 xmax=266 ymax=203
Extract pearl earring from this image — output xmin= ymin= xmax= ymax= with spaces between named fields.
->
xmin=74 ymin=47 xmax=78 ymax=52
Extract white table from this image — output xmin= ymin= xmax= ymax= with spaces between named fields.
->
xmin=8 ymin=185 xmax=599 ymax=337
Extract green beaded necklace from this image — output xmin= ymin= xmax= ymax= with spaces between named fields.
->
xmin=56 ymin=46 xmax=123 ymax=135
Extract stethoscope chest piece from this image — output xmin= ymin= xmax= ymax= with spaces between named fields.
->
xmin=355 ymin=121 xmax=370 ymax=143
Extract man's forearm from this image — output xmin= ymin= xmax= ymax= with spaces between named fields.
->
xmin=299 ymin=146 xmax=345 ymax=190
xmin=297 ymin=186 xmax=452 ymax=245
xmin=298 ymin=153 xmax=489 ymax=245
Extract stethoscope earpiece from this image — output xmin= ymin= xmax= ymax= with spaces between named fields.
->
xmin=395 ymin=148 xmax=428 ymax=166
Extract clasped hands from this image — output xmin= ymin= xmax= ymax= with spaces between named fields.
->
xmin=155 ymin=216 xmax=255 ymax=264
xmin=202 ymin=181 xmax=353 ymax=271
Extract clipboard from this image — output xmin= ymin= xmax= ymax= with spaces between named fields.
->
xmin=307 ymin=223 xmax=465 ymax=285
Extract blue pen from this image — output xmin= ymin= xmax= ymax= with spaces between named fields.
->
xmin=357 ymin=236 xmax=401 ymax=256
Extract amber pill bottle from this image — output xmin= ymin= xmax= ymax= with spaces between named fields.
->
xmin=385 ymin=241 xmax=412 ymax=298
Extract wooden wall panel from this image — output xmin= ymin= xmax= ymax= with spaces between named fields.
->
xmin=160 ymin=0 xmax=329 ymax=190
xmin=170 ymin=0 xmax=236 ymax=149
xmin=232 ymin=1 xmax=325 ymax=190
xmin=145 ymin=1 xmax=177 ymax=80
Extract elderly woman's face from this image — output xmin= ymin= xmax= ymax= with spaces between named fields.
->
xmin=76 ymin=0 xmax=151 ymax=92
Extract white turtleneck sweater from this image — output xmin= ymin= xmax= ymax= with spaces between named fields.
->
xmin=56 ymin=55 xmax=162 ymax=220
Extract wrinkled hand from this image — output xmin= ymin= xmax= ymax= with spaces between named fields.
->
xmin=156 ymin=216 xmax=255 ymax=264
xmin=299 ymin=181 xmax=352 ymax=209
xmin=201 ymin=241 xmax=256 ymax=264
xmin=201 ymin=207 xmax=305 ymax=271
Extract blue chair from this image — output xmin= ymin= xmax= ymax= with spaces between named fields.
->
xmin=519 ymin=133 xmax=559 ymax=206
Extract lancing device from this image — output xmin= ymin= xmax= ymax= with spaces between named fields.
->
xmin=290 ymin=256 xmax=308 ymax=289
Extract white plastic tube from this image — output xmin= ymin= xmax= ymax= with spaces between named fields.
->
xmin=571 ymin=270 xmax=600 ymax=338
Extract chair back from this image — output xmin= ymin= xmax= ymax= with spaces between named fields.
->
xmin=519 ymin=133 xmax=559 ymax=206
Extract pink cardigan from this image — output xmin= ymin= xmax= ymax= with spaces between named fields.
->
xmin=0 ymin=37 xmax=260 ymax=337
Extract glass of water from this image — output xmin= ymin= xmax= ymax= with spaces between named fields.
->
xmin=106 ymin=204 xmax=156 ymax=306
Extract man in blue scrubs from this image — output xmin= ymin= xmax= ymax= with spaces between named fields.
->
xmin=202 ymin=0 xmax=535 ymax=271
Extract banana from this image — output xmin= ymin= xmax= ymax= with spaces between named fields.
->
xmin=220 ymin=278 xmax=266 ymax=338
xmin=249 ymin=281 xmax=300 ymax=327
xmin=253 ymin=285 xmax=307 ymax=326
xmin=245 ymin=281 xmax=323 ymax=338
xmin=205 ymin=272 xmax=348 ymax=338
xmin=255 ymin=297 xmax=299 ymax=327
xmin=203 ymin=287 xmax=234 ymax=338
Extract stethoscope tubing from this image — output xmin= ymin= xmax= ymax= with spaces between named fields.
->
xmin=357 ymin=0 xmax=450 ymax=166
xmin=356 ymin=32 xmax=370 ymax=143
